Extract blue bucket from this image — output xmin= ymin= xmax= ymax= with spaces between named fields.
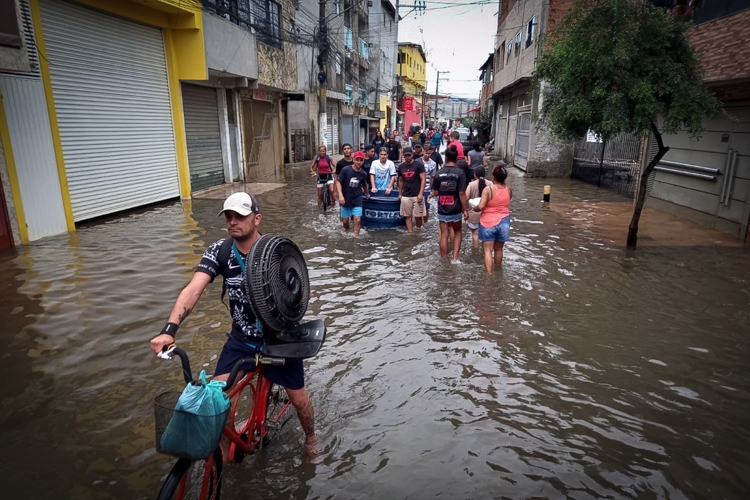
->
xmin=362 ymin=190 xmax=405 ymax=228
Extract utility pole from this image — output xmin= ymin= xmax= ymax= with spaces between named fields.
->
xmin=391 ymin=0 xmax=400 ymax=137
xmin=317 ymin=0 xmax=328 ymax=150
xmin=433 ymin=70 xmax=448 ymax=127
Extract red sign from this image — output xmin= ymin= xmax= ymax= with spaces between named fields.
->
xmin=402 ymin=96 xmax=414 ymax=111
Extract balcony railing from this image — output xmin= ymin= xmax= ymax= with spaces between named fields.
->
xmin=344 ymin=27 xmax=353 ymax=52
xmin=358 ymin=38 xmax=369 ymax=59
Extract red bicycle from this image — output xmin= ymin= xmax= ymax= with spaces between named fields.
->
xmin=153 ymin=319 xmax=325 ymax=500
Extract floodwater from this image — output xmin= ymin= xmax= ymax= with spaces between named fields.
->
xmin=1 ymin=164 xmax=749 ymax=500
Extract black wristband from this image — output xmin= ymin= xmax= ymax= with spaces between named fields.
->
xmin=160 ymin=322 xmax=179 ymax=337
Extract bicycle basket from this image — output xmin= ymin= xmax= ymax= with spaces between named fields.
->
xmin=154 ymin=391 xmax=229 ymax=460
xmin=243 ymin=234 xmax=310 ymax=332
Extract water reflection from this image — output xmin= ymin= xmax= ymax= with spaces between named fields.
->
xmin=0 ymin=167 xmax=748 ymax=499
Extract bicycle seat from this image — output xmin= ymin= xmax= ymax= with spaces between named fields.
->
xmin=264 ymin=319 xmax=326 ymax=359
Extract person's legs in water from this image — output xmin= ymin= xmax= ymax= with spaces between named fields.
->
xmin=470 ymin=224 xmax=479 ymax=248
xmin=483 ymin=241 xmax=494 ymax=272
xmin=285 ymin=386 xmax=317 ymax=452
xmin=340 ymin=205 xmax=352 ymax=231
xmin=450 ymin=221 xmax=462 ymax=261
xmin=494 ymin=241 xmax=505 ymax=266
xmin=439 ymin=221 xmax=450 ymax=256
xmin=328 ymin=182 xmax=336 ymax=207
xmin=317 ymin=185 xmax=323 ymax=206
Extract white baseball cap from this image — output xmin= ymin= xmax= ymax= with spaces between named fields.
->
xmin=218 ymin=192 xmax=260 ymax=217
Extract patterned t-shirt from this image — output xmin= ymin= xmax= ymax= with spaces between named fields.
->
xmin=196 ymin=239 xmax=262 ymax=341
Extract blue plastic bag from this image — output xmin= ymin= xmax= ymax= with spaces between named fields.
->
xmin=159 ymin=370 xmax=231 ymax=459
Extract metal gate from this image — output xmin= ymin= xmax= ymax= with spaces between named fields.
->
xmin=514 ymin=113 xmax=530 ymax=169
xmin=572 ymin=132 xmax=642 ymax=198
xmin=327 ymin=106 xmax=339 ymax=154
xmin=182 ymin=84 xmax=224 ymax=192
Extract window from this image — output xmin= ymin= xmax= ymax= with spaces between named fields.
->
xmin=255 ymin=0 xmax=282 ymax=48
xmin=359 ymin=89 xmax=368 ymax=106
xmin=344 ymin=26 xmax=353 ymax=51
xmin=525 ymin=16 xmax=535 ymax=48
xmin=514 ymin=30 xmax=522 ymax=54
xmin=345 ymin=84 xmax=354 ymax=104
xmin=0 ymin=0 xmax=22 ymax=48
xmin=506 ymin=39 xmax=512 ymax=62
xmin=335 ymin=0 xmax=340 ymax=15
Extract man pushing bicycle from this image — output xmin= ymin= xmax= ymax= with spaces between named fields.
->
xmin=149 ymin=192 xmax=316 ymax=453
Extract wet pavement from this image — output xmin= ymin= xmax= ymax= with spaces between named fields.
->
xmin=0 ymin=164 xmax=749 ymax=499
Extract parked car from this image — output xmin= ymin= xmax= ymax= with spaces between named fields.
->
xmin=455 ymin=127 xmax=473 ymax=152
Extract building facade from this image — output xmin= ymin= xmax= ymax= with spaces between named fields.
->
xmin=367 ymin=0 xmax=398 ymax=137
xmin=0 ymin=0 xmax=292 ymax=248
xmin=491 ymin=0 xmax=573 ymax=176
xmin=397 ymin=43 xmax=426 ymax=134
xmin=643 ymin=1 xmax=750 ymax=241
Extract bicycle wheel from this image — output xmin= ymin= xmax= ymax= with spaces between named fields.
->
xmin=263 ymin=383 xmax=293 ymax=446
xmin=156 ymin=449 xmax=222 ymax=500
xmin=322 ymin=188 xmax=331 ymax=211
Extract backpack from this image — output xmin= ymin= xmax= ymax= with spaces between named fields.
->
xmin=217 ymin=237 xmax=235 ymax=306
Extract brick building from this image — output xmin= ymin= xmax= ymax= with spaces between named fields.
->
xmin=643 ymin=1 xmax=750 ymax=241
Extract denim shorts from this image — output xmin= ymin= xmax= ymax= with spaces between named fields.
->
xmin=340 ymin=205 xmax=363 ymax=218
xmin=215 ymin=335 xmax=305 ymax=390
xmin=479 ymin=215 xmax=511 ymax=242
xmin=437 ymin=212 xmax=463 ymax=223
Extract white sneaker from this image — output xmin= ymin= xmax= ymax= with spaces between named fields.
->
xmin=451 ymin=259 xmax=461 ymax=265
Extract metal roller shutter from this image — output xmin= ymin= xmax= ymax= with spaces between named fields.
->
xmin=181 ymin=84 xmax=224 ymax=192
xmin=39 ymin=0 xmax=179 ymax=221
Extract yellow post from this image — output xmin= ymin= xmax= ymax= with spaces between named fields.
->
xmin=543 ymin=185 xmax=551 ymax=202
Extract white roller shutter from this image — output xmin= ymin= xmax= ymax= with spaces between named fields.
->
xmin=39 ymin=0 xmax=179 ymax=221
xmin=181 ymin=84 xmax=224 ymax=192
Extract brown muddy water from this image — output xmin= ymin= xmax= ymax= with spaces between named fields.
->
xmin=0 ymin=165 xmax=749 ymax=499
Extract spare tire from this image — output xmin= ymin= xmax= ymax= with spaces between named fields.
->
xmin=243 ymin=234 xmax=310 ymax=332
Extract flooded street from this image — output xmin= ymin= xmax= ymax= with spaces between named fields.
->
xmin=1 ymin=164 xmax=749 ymax=499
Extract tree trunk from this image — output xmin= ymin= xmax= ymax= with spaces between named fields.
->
xmin=627 ymin=122 xmax=669 ymax=250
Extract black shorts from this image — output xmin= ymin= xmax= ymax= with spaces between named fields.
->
xmin=214 ymin=335 xmax=305 ymax=390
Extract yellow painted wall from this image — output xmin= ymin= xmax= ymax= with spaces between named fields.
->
xmin=379 ymin=95 xmax=388 ymax=133
xmin=398 ymin=44 xmax=426 ymax=92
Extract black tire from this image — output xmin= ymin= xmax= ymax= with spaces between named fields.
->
xmin=322 ymin=188 xmax=331 ymax=211
xmin=156 ymin=450 xmax=223 ymax=500
xmin=263 ymin=383 xmax=293 ymax=446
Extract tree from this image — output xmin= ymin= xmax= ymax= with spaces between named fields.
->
xmin=532 ymin=0 xmax=724 ymax=249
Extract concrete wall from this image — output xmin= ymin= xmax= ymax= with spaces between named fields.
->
xmin=0 ymin=0 xmax=31 ymax=74
xmin=493 ymin=0 xmax=543 ymax=95
xmin=202 ymin=12 xmax=258 ymax=80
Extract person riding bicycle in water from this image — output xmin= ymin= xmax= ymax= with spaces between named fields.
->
xmin=310 ymin=145 xmax=335 ymax=207
xmin=149 ymin=192 xmax=316 ymax=453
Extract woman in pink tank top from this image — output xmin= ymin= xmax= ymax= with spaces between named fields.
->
xmin=473 ymin=164 xmax=512 ymax=272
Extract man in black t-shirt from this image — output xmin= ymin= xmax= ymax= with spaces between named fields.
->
xmin=362 ymin=145 xmax=375 ymax=190
xmin=149 ymin=192 xmax=317 ymax=452
xmin=334 ymin=143 xmax=354 ymax=203
xmin=337 ymin=151 xmax=370 ymax=235
xmin=386 ymin=134 xmax=402 ymax=163
xmin=429 ymin=146 xmax=468 ymax=261
xmin=397 ymin=147 xmax=426 ymax=232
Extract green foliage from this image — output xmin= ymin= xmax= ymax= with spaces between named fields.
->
xmin=532 ymin=0 xmax=724 ymax=142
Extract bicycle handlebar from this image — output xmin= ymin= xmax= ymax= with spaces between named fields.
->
xmin=159 ymin=345 xmax=285 ymax=389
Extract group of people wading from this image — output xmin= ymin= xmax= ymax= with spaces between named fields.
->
xmin=310 ymin=138 xmax=512 ymax=272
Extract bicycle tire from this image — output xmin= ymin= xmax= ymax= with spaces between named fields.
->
xmin=156 ymin=449 xmax=222 ymax=500
xmin=322 ymin=188 xmax=331 ymax=211
xmin=263 ymin=383 xmax=293 ymax=446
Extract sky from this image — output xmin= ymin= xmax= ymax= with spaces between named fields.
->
xmin=397 ymin=0 xmax=499 ymax=101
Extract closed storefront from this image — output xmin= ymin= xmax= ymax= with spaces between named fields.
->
xmin=181 ymin=83 xmax=224 ymax=192
xmin=39 ymin=0 xmax=179 ymax=221
xmin=327 ymin=105 xmax=340 ymax=154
